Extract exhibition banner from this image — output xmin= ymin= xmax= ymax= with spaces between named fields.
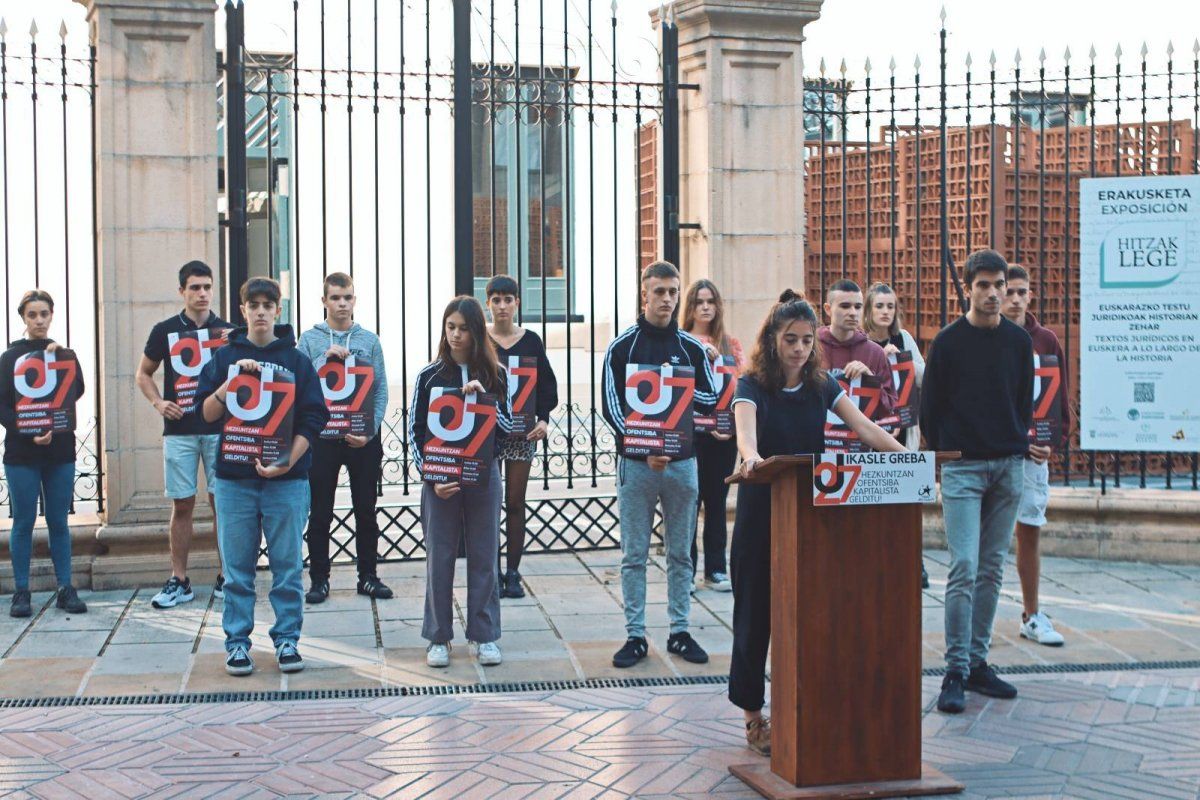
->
xmin=622 ymin=364 xmax=695 ymax=459
xmin=1080 ymin=175 xmax=1200 ymax=452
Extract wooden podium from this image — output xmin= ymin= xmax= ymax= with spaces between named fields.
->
xmin=726 ymin=454 xmax=964 ymax=800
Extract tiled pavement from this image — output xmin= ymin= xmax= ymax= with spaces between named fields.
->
xmin=0 ymin=549 xmax=1199 ymax=697
xmin=0 ymin=668 xmax=1196 ymax=798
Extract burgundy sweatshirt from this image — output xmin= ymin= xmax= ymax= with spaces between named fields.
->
xmin=1024 ymin=312 xmax=1074 ymax=447
xmin=816 ymin=326 xmax=898 ymax=414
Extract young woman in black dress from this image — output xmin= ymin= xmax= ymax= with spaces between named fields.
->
xmin=485 ymin=275 xmax=559 ymax=599
xmin=727 ymin=290 xmax=905 ymax=756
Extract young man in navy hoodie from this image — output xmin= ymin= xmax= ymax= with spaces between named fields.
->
xmin=197 ymin=278 xmax=329 ymax=676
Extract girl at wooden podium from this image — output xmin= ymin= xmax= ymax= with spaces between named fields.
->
xmin=727 ymin=290 xmax=905 ymax=757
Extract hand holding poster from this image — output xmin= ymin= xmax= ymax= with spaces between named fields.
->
xmin=694 ymin=356 xmax=737 ymax=436
xmin=824 ymin=372 xmax=889 ymax=453
xmin=622 ymin=364 xmax=695 ymax=459
xmin=421 ymin=388 xmax=499 ymax=486
xmin=166 ymin=329 xmax=227 ymax=417
xmin=1030 ymin=353 xmax=1063 ymax=447
xmin=888 ymin=351 xmax=921 ymax=429
xmin=220 ymin=363 xmax=297 ymax=468
xmin=13 ymin=348 xmax=79 ymax=435
xmin=506 ymin=355 xmax=538 ymax=438
xmin=318 ymin=354 xmax=376 ymax=440
xmin=813 ymin=451 xmax=937 ymax=507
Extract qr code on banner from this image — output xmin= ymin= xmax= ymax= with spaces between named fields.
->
xmin=1134 ymin=382 xmax=1155 ymax=403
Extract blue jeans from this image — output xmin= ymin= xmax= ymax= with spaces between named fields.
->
xmin=617 ymin=457 xmax=698 ymax=638
xmin=213 ymin=477 xmax=310 ymax=653
xmin=7 ymin=461 xmax=75 ymax=590
xmin=940 ymin=455 xmax=1024 ymax=676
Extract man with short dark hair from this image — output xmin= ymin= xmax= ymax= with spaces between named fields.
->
xmin=1002 ymin=265 xmax=1071 ymax=647
xmin=601 ymin=261 xmax=721 ymax=669
xmin=921 ymin=249 xmax=1034 ymax=714
xmin=818 ymin=279 xmax=898 ymax=413
xmin=298 ymin=272 xmax=392 ymax=604
xmin=138 ymin=261 xmax=230 ymax=609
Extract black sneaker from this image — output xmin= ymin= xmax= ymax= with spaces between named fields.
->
xmin=937 ymin=671 xmax=966 ymax=713
xmin=225 ymin=645 xmax=254 ymax=676
xmin=612 ymin=636 xmax=649 ymax=668
xmin=501 ymin=570 xmax=525 ymax=599
xmin=56 ymin=586 xmax=87 ymax=614
xmin=213 ymin=574 xmax=225 ymax=600
xmin=357 ymin=575 xmax=394 ymax=599
xmin=276 ymin=641 xmax=305 ymax=673
xmin=966 ymin=662 xmax=1017 ymax=699
xmin=666 ymin=631 xmax=709 ymax=664
xmin=305 ymin=578 xmax=330 ymax=605
xmin=921 ymin=562 xmax=930 ymax=590
xmin=9 ymin=590 xmax=32 ymax=618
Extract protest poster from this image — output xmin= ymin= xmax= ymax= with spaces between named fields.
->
xmin=823 ymin=372 xmax=888 ymax=453
xmin=317 ymin=354 xmax=376 ymax=440
xmin=166 ymin=329 xmax=227 ymax=418
xmin=421 ymin=388 xmax=499 ymax=486
xmin=1030 ymin=353 xmax=1063 ymax=447
xmin=13 ymin=348 xmax=79 ymax=435
xmin=694 ymin=356 xmax=737 ymax=436
xmin=505 ymin=355 xmax=539 ymax=439
xmin=220 ymin=364 xmax=297 ymax=468
xmin=622 ymin=364 xmax=695 ymax=459
xmin=1080 ymin=175 xmax=1200 ymax=451
xmin=888 ymin=350 xmax=920 ymax=429
xmin=813 ymin=451 xmax=937 ymax=507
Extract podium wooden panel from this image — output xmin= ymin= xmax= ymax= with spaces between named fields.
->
xmin=727 ymin=455 xmax=963 ymax=799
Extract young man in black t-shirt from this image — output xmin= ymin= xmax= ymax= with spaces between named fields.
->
xmin=920 ymin=249 xmax=1034 ymax=714
xmin=137 ymin=261 xmax=230 ymax=609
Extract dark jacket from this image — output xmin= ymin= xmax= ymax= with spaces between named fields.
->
xmin=0 ymin=339 xmax=85 ymax=466
xmin=1024 ymin=312 xmax=1074 ymax=448
xmin=816 ymin=326 xmax=898 ymax=414
xmin=195 ymin=326 xmax=329 ymax=481
xmin=601 ymin=315 xmax=719 ymax=460
xmin=408 ymin=359 xmax=513 ymax=474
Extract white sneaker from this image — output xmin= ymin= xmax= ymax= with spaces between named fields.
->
xmin=1020 ymin=611 xmax=1065 ymax=646
xmin=705 ymin=572 xmax=732 ymax=592
xmin=151 ymin=576 xmax=194 ymax=609
xmin=426 ymin=642 xmax=451 ymax=668
xmin=475 ymin=641 xmax=503 ymax=666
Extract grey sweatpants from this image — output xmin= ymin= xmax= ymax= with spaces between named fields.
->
xmin=617 ymin=457 xmax=699 ymax=638
xmin=421 ymin=461 xmax=502 ymax=644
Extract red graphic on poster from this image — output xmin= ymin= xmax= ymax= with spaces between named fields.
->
xmin=166 ymin=329 xmax=227 ymax=416
xmin=13 ymin=349 xmax=78 ymax=435
xmin=1029 ymin=353 xmax=1063 ymax=446
xmin=888 ymin=350 xmax=921 ymax=429
xmin=318 ymin=354 xmax=376 ymax=440
xmin=220 ymin=364 xmax=297 ymax=468
xmin=422 ymin=388 xmax=499 ymax=486
xmin=694 ymin=356 xmax=737 ymax=436
xmin=506 ymin=355 xmax=538 ymax=438
xmin=623 ymin=364 xmax=695 ymax=459
xmin=823 ymin=372 xmax=890 ymax=453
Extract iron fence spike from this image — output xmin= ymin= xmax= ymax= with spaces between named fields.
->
xmin=29 ymin=18 xmax=37 ymax=38
xmin=1014 ymin=49 xmax=1021 ymax=66
xmin=1193 ymin=38 xmax=1199 ymax=55
xmin=839 ymin=57 xmax=846 ymax=75
xmin=667 ymin=2 xmax=676 ymax=26
xmin=914 ymin=54 xmax=921 ymax=70
xmin=1064 ymin=46 xmax=1071 ymax=62
xmin=59 ymin=20 xmax=68 ymax=40
xmin=1115 ymin=43 xmax=1123 ymax=58
xmin=864 ymin=57 xmax=872 ymax=73
xmin=1038 ymin=47 xmax=1046 ymax=63
xmin=0 ymin=19 xmax=7 ymax=40
xmin=888 ymin=56 xmax=896 ymax=72
xmin=1166 ymin=40 xmax=1174 ymax=57
xmin=1140 ymin=41 xmax=1148 ymax=59
xmin=1089 ymin=44 xmax=1097 ymax=61
xmin=939 ymin=5 xmax=946 ymax=23
xmin=819 ymin=56 xmax=826 ymax=76
xmin=989 ymin=50 xmax=996 ymax=66
xmin=965 ymin=51 xmax=972 ymax=68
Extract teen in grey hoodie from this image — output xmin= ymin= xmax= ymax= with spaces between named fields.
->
xmin=296 ymin=273 xmax=393 ymax=604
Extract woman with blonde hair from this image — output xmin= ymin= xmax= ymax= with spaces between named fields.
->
xmin=681 ymin=279 xmax=743 ymax=591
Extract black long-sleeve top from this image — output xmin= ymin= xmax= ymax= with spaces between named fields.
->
xmin=0 ymin=339 xmax=86 ymax=466
xmin=919 ymin=316 xmax=1034 ymax=460
xmin=491 ymin=329 xmax=559 ymax=423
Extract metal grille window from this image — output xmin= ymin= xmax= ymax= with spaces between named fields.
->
xmin=472 ymin=64 xmax=576 ymax=322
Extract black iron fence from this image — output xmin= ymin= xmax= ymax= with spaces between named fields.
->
xmin=220 ymin=0 xmax=676 ymax=559
xmin=802 ymin=21 xmax=1200 ymax=491
xmin=0 ymin=20 xmax=103 ymax=515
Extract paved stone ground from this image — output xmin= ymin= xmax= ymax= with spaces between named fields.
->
xmin=0 ymin=668 xmax=1196 ymax=798
xmin=0 ymin=550 xmax=1198 ymax=697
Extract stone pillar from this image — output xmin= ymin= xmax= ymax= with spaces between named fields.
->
xmin=76 ymin=0 xmax=219 ymax=586
xmin=661 ymin=0 xmax=822 ymax=343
